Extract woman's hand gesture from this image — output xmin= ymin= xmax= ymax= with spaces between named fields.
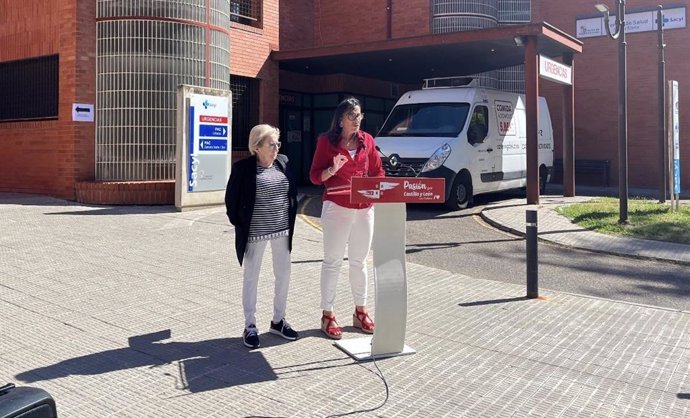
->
xmin=331 ymin=154 xmax=348 ymax=174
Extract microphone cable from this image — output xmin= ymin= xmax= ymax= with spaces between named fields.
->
xmin=324 ymin=353 xmax=390 ymax=418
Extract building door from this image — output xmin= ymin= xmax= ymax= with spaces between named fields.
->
xmin=281 ymin=108 xmax=303 ymax=183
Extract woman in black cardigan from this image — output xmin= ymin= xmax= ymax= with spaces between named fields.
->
xmin=225 ymin=124 xmax=299 ymax=349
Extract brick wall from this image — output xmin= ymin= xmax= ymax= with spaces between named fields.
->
xmin=74 ymin=0 xmax=97 ymax=186
xmin=1 ymin=0 xmax=279 ymax=203
xmin=303 ymin=0 xmax=431 ymax=47
xmin=75 ymin=181 xmax=174 ymax=205
xmin=279 ymin=0 xmax=314 ymax=50
xmin=312 ymin=0 xmax=389 ymax=46
xmin=535 ymin=0 xmax=690 ymax=189
xmin=391 ymin=0 xmax=431 ymax=39
xmin=0 ymin=0 xmax=95 ymax=200
xmin=231 ymin=0 xmax=280 ymax=126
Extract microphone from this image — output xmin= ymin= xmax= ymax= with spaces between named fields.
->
xmin=374 ymin=145 xmax=388 ymax=164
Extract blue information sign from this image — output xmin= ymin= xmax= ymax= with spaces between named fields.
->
xmin=188 ymin=105 xmax=196 ymax=192
xmin=200 ymin=139 xmax=228 ymax=151
xmin=185 ymin=92 xmax=231 ymax=195
xmin=670 ymin=81 xmax=681 ymax=196
xmin=199 ymin=124 xmax=228 ymax=138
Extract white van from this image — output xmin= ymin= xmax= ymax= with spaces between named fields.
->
xmin=375 ymin=79 xmax=554 ymax=210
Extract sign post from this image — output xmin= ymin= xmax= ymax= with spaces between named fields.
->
xmin=175 ymin=85 xmax=232 ymax=211
xmin=334 ymin=177 xmax=444 ymax=361
xmin=669 ymin=80 xmax=681 ymax=211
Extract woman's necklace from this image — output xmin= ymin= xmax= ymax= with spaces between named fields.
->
xmin=343 ymin=135 xmax=357 ymax=149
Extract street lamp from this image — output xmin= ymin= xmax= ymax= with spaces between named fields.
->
xmin=596 ymin=1 xmax=628 ymax=224
xmin=657 ymin=5 xmax=667 ymax=204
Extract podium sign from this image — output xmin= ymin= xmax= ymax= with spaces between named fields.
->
xmin=350 ymin=177 xmax=445 ymax=204
xmin=335 ymin=177 xmax=445 ymax=361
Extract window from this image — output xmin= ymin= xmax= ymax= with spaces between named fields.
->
xmin=0 ymin=55 xmax=58 ymax=122
xmin=230 ymin=0 xmax=261 ymax=28
xmin=378 ymin=103 xmax=470 ymax=138
xmin=230 ymin=75 xmax=259 ymax=150
xmin=468 ymin=105 xmax=489 ymax=144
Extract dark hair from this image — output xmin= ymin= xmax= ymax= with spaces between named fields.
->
xmin=324 ymin=97 xmax=361 ymax=145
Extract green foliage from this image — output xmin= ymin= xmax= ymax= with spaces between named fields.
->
xmin=555 ymin=197 xmax=690 ymax=244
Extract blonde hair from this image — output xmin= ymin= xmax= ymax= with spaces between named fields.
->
xmin=248 ymin=124 xmax=280 ymax=155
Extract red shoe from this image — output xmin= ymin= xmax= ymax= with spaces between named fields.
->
xmin=321 ymin=314 xmax=342 ymax=340
xmin=353 ymin=308 xmax=374 ymax=334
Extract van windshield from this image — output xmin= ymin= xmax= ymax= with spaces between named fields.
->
xmin=378 ymin=102 xmax=470 ymax=137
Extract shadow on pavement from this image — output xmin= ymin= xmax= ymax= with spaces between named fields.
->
xmin=0 ymin=194 xmax=77 ymax=207
xmin=14 ymin=330 xmax=279 ymax=393
xmin=0 ymin=192 xmax=176 ymax=214
xmin=458 ymin=296 xmax=530 ymax=307
xmin=406 ymin=237 xmax=523 ymax=254
xmin=43 ymin=205 xmax=176 ymax=216
xmin=292 ymin=258 xmax=325 ymax=264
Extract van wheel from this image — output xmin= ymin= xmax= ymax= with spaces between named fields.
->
xmin=446 ymin=172 xmax=473 ymax=210
xmin=539 ymin=166 xmax=547 ymax=195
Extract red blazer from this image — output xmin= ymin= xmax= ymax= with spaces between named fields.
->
xmin=309 ymin=130 xmax=384 ymax=209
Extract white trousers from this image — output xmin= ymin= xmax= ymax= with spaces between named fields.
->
xmin=242 ymin=235 xmax=291 ymax=328
xmin=320 ymin=200 xmax=375 ymax=311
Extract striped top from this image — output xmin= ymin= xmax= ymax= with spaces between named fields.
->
xmin=248 ymin=163 xmax=290 ymax=242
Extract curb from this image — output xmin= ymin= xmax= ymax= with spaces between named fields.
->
xmin=479 ymin=205 xmax=690 ymax=267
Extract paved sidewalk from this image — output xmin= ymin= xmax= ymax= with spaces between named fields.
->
xmin=480 ymin=195 xmax=690 ymax=265
xmin=1 ymin=193 xmax=689 ymax=417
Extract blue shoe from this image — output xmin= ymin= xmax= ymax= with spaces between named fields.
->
xmin=243 ymin=325 xmax=260 ymax=349
xmin=269 ymin=319 xmax=299 ymax=341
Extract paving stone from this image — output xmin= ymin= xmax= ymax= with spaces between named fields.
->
xmin=1 ymin=194 xmax=688 ymax=417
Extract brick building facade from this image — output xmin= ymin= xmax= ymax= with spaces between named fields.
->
xmin=534 ymin=0 xmax=689 ymax=191
xmin=1 ymin=0 xmax=96 ymax=199
xmin=0 ymin=1 xmax=687 ymax=203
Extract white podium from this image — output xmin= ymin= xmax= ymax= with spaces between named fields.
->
xmin=334 ymin=177 xmax=445 ymax=361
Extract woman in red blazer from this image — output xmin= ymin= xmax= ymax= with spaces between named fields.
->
xmin=309 ymin=97 xmax=384 ymax=339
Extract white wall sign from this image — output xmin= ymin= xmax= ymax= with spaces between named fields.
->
xmin=72 ymin=103 xmax=94 ymax=122
xmin=539 ymin=55 xmax=572 ymax=86
xmin=576 ymin=6 xmax=686 ymax=38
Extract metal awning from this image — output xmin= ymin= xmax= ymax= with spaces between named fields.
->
xmin=272 ymin=22 xmax=582 ymax=84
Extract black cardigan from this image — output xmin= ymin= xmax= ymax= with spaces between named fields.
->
xmin=224 ymin=154 xmax=298 ymax=265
